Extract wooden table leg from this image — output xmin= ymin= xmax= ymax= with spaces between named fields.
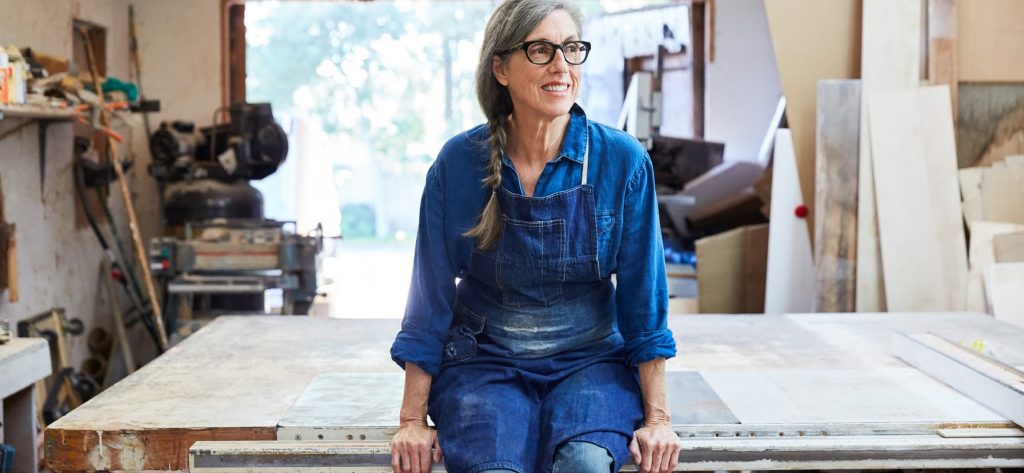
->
xmin=3 ymin=385 xmax=40 ymax=473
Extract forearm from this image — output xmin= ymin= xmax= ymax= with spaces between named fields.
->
xmin=637 ymin=357 xmax=670 ymax=426
xmin=399 ymin=362 xmax=433 ymax=427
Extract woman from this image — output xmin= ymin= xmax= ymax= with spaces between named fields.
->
xmin=389 ymin=1 xmax=679 ymax=472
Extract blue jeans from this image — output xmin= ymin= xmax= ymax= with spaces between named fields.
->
xmin=477 ymin=441 xmax=613 ymax=473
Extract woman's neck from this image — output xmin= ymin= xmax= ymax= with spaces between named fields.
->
xmin=506 ymin=112 xmax=570 ymax=167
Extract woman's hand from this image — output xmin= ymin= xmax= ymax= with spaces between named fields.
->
xmin=629 ymin=421 xmax=681 ymax=473
xmin=391 ymin=421 xmax=442 ymax=473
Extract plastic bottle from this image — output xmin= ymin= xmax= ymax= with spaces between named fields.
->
xmin=0 ymin=47 xmax=9 ymax=106
xmin=7 ymin=46 xmax=25 ymax=104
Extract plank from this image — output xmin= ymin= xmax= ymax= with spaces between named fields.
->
xmin=869 ymin=86 xmax=968 ymax=311
xmin=994 ymin=232 xmax=1024 ymax=263
xmin=189 ymin=436 xmax=1024 ymax=472
xmin=938 ymin=428 xmax=1024 ymax=438
xmin=45 ymin=313 xmax=1024 ymax=472
xmin=980 ymin=165 xmax=1024 ymax=224
xmin=44 ymin=316 xmax=403 ymax=472
xmin=764 ymin=0 xmax=861 ymax=239
xmin=764 ymin=129 xmax=813 ymax=315
xmin=893 ymin=332 xmax=1024 ymax=428
xmin=959 ymin=167 xmax=984 ymax=227
xmin=276 ymin=372 xmax=739 ymax=443
xmin=927 ymin=0 xmax=958 ymax=126
xmin=966 ymin=222 xmax=1024 ymax=312
xmin=0 ymin=337 xmax=50 ymax=400
xmin=813 ymin=80 xmax=860 ymax=312
xmin=985 ymin=262 xmax=1024 ymax=329
xmin=958 ymin=0 xmax=1024 ymax=82
xmin=857 ymin=0 xmax=923 ymax=312
xmin=696 ymin=224 xmax=768 ymax=313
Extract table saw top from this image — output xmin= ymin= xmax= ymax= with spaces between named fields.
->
xmin=44 ymin=312 xmax=1024 ymax=471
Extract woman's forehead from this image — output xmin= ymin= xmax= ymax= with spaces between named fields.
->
xmin=523 ymin=9 xmax=579 ymax=42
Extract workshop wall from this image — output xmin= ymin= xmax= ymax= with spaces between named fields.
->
xmin=0 ymin=0 xmax=213 ymax=375
xmin=703 ymin=0 xmax=783 ymax=162
xmin=129 ymin=0 xmax=223 ymax=127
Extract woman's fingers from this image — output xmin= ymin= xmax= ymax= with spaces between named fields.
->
xmin=432 ymin=433 xmax=443 ymax=463
xmin=629 ymin=435 xmax=642 ymax=464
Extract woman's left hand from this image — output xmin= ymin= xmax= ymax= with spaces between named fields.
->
xmin=629 ymin=422 xmax=681 ymax=473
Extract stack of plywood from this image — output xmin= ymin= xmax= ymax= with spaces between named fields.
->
xmin=958 ymin=159 xmax=1024 ymax=327
xmin=696 ymin=224 xmax=769 ymax=314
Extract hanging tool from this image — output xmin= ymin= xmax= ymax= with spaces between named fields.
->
xmin=128 ymin=5 xmax=152 ymax=137
xmin=78 ymin=26 xmax=169 ymax=350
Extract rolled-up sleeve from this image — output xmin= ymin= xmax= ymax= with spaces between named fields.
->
xmin=390 ymin=166 xmax=456 ymax=377
xmin=615 ymin=153 xmax=677 ymax=366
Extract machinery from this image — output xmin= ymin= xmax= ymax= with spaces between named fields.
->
xmin=148 ymin=103 xmax=322 ymax=325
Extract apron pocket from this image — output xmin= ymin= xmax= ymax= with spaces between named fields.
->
xmin=442 ymin=303 xmax=485 ymax=363
xmin=497 ymin=217 xmax=567 ymax=307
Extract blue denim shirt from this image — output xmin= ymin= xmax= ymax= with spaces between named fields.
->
xmin=391 ymin=105 xmax=676 ymax=376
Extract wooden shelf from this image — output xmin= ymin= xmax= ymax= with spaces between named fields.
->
xmin=0 ymin=104 xmax=74 ymax=121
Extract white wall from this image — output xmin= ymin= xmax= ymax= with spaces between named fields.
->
xmin=128 ymin=0 xmax=223 ymax=127
xmin=704 ymin=0 xmax=783 ymax=162
xmin=0 ymin=0 xmax=223 ymax=375
xmin=0 ymin=0 xmax=161 ymax=371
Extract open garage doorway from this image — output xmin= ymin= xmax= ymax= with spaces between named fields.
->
xmin=245 ymin=0 xmax=684 ymax=317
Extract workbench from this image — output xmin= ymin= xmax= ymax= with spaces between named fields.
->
xmin=1 ymin=337 xmax=51 ymax=473
xmin=44 ymin=313 xmax=1024 ymax=472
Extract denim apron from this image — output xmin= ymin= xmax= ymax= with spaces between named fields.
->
xmin=428 ymin=139 xmax=644 ymax=473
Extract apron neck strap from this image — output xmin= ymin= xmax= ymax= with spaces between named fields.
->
xmin=580 ymin=137 xmax=589 ymax=186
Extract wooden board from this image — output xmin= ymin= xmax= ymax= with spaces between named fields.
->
xmin=927 ymin=0 xmax=958 ymax=126
xmin=893 ymin=332 xmax=1024 ymax=430
xmin=764 ymin=130 xmax=814 ymax=315
xmin=979 ymin=165 xmax=1024 ymax=224
xmin=985 ymin=263 xmax=1024 ymax=330
xmin=958 ymin=0 xmax=1024 ymax=82
xmin=966 ymin=222 xmax=1024 ymax=313
xmin=0 ymin=338 xmax=50 ymax=401
xmin=960 ymin=167 xmax=984 ymax=226
xmin=856 ymin=0 xmax=923 ymax=312
xmin=764 ymin=0 xmax=861 ymax=238
xmin=696 ymin=224 xmax=768 ymax=314
xmin=813 ymin=80 xmax=860 ymax=312
xmin=45 ymin=313 xmax=1024 ymax=472
xmin=869 ymin=86 xmax=968 ymax=311
xmin=45 ymin=316 xmax=404 ymax=472
xmin=994 ymin=232 xmax=1024 ymax=263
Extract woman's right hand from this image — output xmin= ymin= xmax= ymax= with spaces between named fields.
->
xmin=391 ymin=421 xmax=442 ymax=473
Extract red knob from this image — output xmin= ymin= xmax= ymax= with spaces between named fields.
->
xmin=794 ymin=205 xmax=808 ymax=218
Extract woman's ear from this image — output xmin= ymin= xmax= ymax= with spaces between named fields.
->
xmin=492 ymin=55 xmax=509 ymax=86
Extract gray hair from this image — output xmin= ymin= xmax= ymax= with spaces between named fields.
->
xmin=463 ymin=0 xmax=585 ymax=250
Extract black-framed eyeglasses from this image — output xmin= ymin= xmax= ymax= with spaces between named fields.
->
xmin=499 ymin=40 xmax=592 ymax=65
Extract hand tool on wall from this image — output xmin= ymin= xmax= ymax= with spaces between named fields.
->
xmin=128 ymin=5 xmax=151 ymax=137
xmin=77 ymin=26 xmax=169 ymax=350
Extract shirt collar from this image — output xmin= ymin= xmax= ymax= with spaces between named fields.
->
xmin=500 ymin=104 xmax=589 ymax=166
xmin=556 ymin=104 xmax=588 ymax=164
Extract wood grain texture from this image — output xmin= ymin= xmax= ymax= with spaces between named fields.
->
xmin=814 ymin=80 xmax=860 ymax=312
xmin=44 ymin=316 xmax=403 ymax=472
xmin=994 ymin=232 xmax=1024 ymax=263
xmin=869 ymin=86 xmax=968 ymax=311
xmin=986 ymin=263 xmax=1024 ymax=329
xmin=764 ymin=0 xmax=861 ymax=241
xmin=857 ymin=0 xmax=922 ymax=312
xmin=980 ymin=166 xmax=1024 ymax=224
xmin=40 ymin=313 xmax=1024 ymax=472
xmin=696 ymin=224 xmax=768 ymax=314
xmin=765 ymin=129 xmax=814 ymax=315
xmin=958 ymin=0 xmax=1024 ymax=82
xmin=928 ymin=0 xmax=958 ymax=126
xmin=966 ymin=222 xmax=1024 ymax=313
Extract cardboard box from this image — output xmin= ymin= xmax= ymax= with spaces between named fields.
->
xmin=696 ymin=223 xmax=769 ymax=313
